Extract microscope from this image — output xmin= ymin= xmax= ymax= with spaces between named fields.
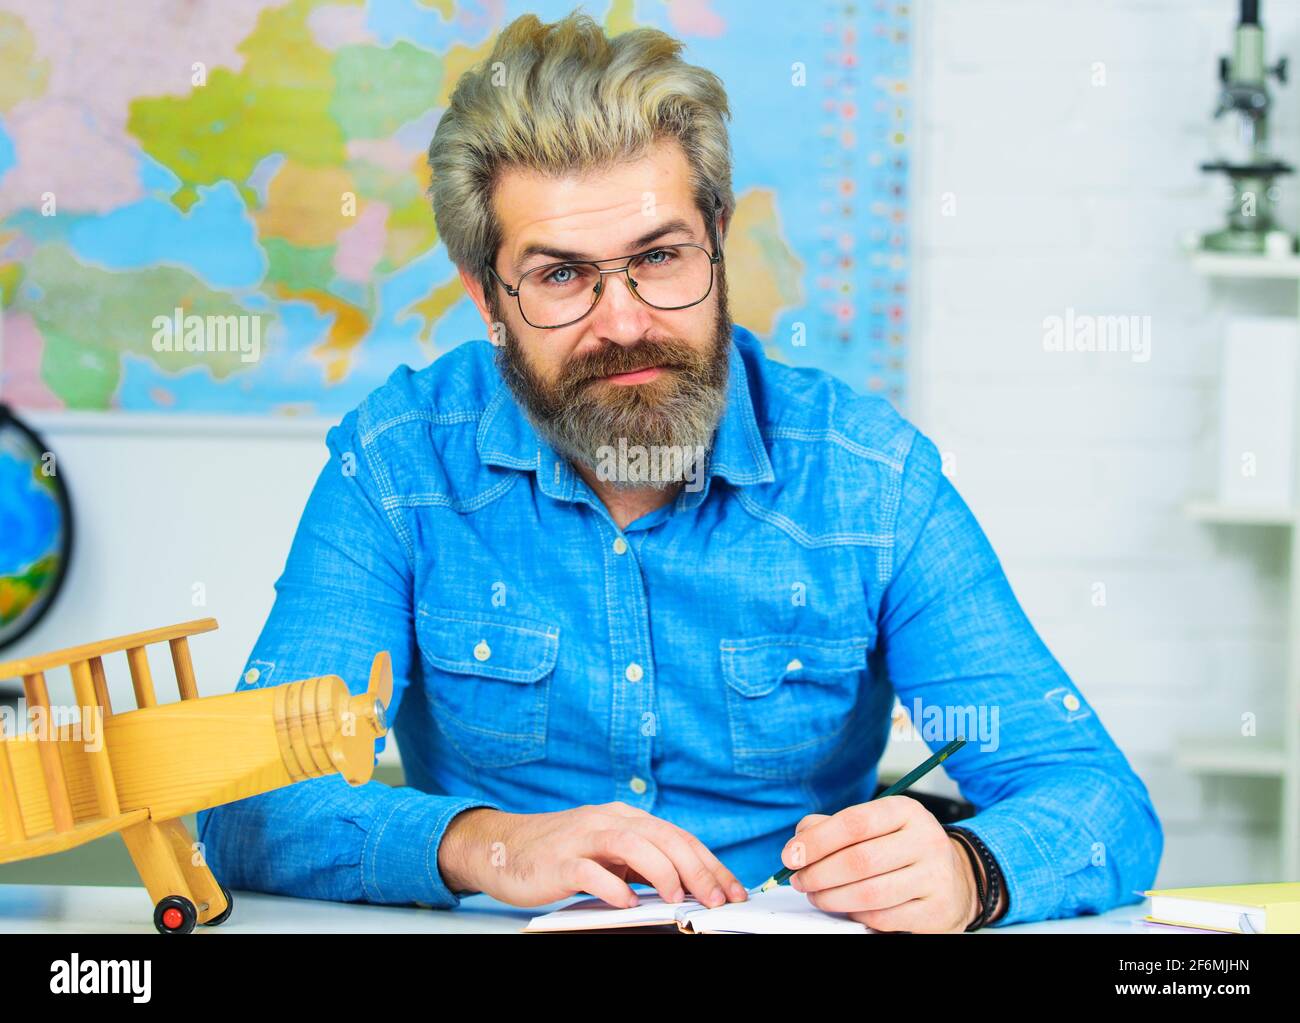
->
xmin=1200 ymin=0 xmax=1295 ymax=255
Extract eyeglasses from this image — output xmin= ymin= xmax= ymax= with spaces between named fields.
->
xmin=486 ymin=217 xmax=723 ymax=330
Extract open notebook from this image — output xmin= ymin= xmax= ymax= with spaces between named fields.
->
xmin=523 ymin=885 xmax=873 ymax=934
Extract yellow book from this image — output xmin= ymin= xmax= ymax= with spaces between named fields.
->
xmin=1143 ymin=883 xmax=1300 ymax=934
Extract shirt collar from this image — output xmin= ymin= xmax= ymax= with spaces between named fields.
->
xmin=475 ymin=325 xmax=775 ymax=503
xmin=706 ymin=326 xmax=776 ymax=488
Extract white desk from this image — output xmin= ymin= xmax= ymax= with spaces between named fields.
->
xmin=0 ymin=883 xmax=1175 ymax=934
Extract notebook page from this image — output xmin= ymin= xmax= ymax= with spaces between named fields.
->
xmin=523 ymin=893 xmax=699 ymax=932
xmin=681 ymin=885 xmax=873 ymax=934
xmin=1147 ymin=896 xmax=1266 ymax=934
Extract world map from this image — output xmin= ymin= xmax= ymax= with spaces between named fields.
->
xmin=0 ymin=0 xmax=910 ymax=417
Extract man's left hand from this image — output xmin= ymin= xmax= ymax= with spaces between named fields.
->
xmin=783 ymin=795 xmax=979 ymax=933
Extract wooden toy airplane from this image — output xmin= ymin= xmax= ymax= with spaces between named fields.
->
xmin=0 ymin=618 xmax=391 ymax=933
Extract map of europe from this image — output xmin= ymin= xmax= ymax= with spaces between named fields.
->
xmin=0 ymin=0 xmax=910 ymax=417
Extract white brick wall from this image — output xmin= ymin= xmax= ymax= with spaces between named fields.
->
xmin=910 ymin=0 xmax=1299 ymax=885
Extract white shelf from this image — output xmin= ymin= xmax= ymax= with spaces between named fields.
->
xmin=1175 ymin=738 xmax=1288 ymax=777
xmin=1183 ymin=246 xmax=1300 ymax=878
xmin=1190 ymin=250 xmax=1300 ymax=280
xmin=1184 ymin=499 xmax=1297 ymax=526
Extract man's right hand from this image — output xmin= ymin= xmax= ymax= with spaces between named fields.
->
xmin=437 ymin=803 xmax=749 ymax=909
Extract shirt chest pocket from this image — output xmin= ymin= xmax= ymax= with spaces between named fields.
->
xmin=417 ymin=606 xmax=560 ymax=770
xmin=721 ymin=635 xmax=870 ymax=782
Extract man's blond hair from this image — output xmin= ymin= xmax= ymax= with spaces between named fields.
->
xmin=427 ymin=10 xmax=734 ymax=289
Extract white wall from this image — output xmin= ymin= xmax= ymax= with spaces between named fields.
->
xmin=3 ymin=0 xmax=1289 ymax=889
xmin=2 ymin=416 xmax=329 ymax=733
xmin=907 ymin=0 xmax=1296 ymax=885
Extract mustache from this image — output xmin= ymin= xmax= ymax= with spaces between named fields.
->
xmin=562 ymin=338 xmax=702 ymax=384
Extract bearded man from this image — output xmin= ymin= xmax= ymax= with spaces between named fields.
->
xmin=199 ymin=11 xmax=1161 ymax=932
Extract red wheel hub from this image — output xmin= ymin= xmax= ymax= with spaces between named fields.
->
xmin=162 ymin=907 xmax=184 ymax=929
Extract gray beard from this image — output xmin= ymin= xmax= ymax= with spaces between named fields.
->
xmin=492 ymin=280 xmax=732 ymax=491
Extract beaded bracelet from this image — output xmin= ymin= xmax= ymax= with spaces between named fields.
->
xmin=945 ymin=825 xmax=1003 ymax=931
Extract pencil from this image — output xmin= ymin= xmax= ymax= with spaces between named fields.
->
xmin=753 ymin=736 xmax=969 ymax=894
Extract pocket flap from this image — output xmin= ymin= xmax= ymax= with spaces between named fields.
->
xmin=417 ymin=606 xmax=560 ymax=683
xmin=721 ymin=635 xmax=869 ymax=698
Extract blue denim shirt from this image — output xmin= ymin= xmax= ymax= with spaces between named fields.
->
xmin=197 ymin=324 xmax=1162 ymax=925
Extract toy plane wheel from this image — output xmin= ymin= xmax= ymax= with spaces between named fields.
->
xmin=154 ymin=895 xmax=198 ymax=935
xmin=202 ymin=883 xmax=234 ymax=927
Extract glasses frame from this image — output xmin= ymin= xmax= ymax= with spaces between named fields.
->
xmin=486 ymin=214 xmax=724 ymax=330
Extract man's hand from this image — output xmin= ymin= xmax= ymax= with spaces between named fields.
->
xmin=438 ymin=803 xmax=749 ymax=910
xmin=782 ymin=796 xmax=985 ymax=933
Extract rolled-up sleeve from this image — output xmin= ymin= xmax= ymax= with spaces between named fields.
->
xmin=196 ymin=410 xmax=499 ymax=908
xmin=876 ymin=431 xmax=1163 ymax=925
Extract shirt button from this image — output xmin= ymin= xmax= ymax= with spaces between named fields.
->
xmin=625 ymin=662 xmax=644 ymax=682
xmin=473 ymin=640 xmax=492 ymax=662
xmin=243 ymin=668 xmax=260 ymax=684
xmin=1063 ymin=693 xmax=1081 ymax=712
xmin=613 ymin=536 xmax=628 ymax=555
xmin=629 ymin=776 xmax=648 ymax=795
xmin=785 ymin=659 xmax=803 ymax=673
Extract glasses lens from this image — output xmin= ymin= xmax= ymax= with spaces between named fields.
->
xmin=517 ymin=262 xmax=600 ymax=328
xmin=515 ymin=245 xmax=714 ymax=327
xmin=628 ymin=245 xmax=713 ymax=310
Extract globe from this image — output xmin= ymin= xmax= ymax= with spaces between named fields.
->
xmin=0 ymin=406 xmax=72 ymax=651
